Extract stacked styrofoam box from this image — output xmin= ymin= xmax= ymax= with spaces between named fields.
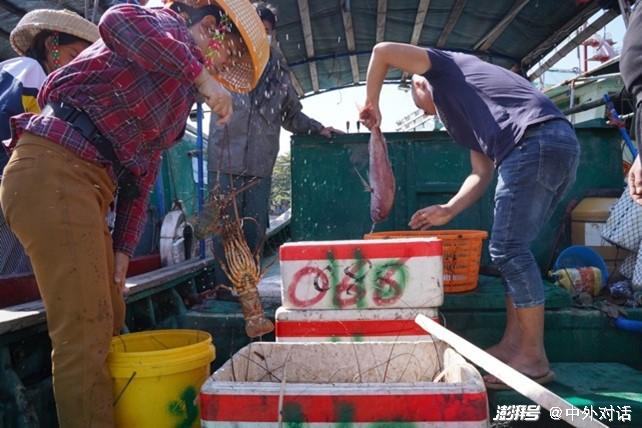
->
xmin=199 ymin=240 xmax=491 ymax=428
xmin=276 ymin=238 xmax=443 ymax=342
xmin=200 ymin=341 xmax=489 ymax=427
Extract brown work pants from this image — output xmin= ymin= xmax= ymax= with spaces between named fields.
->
xmin=0 ymin=133 xmax=125 ymax=428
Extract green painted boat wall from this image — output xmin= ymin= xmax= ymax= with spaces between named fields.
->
xmin=130 ymin=131 xmax=204 ymax=257
xmin=155 ymin=131 xmax=204 ymax=218
xmin=291 ymin=127 xmax=623 ymax=272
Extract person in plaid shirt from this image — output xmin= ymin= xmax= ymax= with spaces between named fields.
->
xmin=0 ymin=1 xmax=255 ymax=426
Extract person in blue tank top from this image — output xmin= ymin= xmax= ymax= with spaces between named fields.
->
xmin=0 ymin=10 xmax=98 ymax=276
xmin=360 ymin=42 xmax=580 ymax=388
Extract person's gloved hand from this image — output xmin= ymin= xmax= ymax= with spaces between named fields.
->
xmin=194 ymin=68 xmax=232 ymax=125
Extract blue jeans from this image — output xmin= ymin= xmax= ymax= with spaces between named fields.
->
xmin=490 ymin=119 xmax=579 ymax=308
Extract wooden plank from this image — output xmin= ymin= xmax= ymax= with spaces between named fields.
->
xmin=0 ymin=300 xmax=45 ymax=335
xmin=123 ymin=257 xmax=213 ymax=294
xmin=400 ymin=0 xmax=431 ymax=84
xmin=341 ymin=3 xmax=360 ymax=84
xmin=415 ymin=315 xmax=608 ymax=428
xmin=0 ymin=257 xmax=214 ymax=335
xmin=376 ymin=0 xmax=387 ymax=43
xmin=297 ymin=0 xmax=320 ymax=92
xmin=474 ymin=0 xmax=530 ymax=51
xmin=410 ymin=0 xmax=431 ymax=45
xmin=436 ymin=0 xmax=467 ymax=48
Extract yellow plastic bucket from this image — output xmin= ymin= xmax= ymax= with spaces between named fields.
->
xmin=108 ymin=329 xmax=215 ymax=428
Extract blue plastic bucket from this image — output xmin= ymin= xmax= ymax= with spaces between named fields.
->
xmin=554 ymin=245 xmax=608 ymax=286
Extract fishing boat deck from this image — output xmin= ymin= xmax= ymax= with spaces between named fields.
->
xmin=492 ymin=362 xmax=642 ymax=427
xmin=2 ymin=254 xmax=640 ymax=425
xmin=444 ymin=277 xmax=642 ymax=427
xmin=177 ymin=254 xmax=642 ymax=426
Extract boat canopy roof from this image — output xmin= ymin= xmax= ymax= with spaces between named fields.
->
xmin=0 ymin=0 xmax=620 ymax=96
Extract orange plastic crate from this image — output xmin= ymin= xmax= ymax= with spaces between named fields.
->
xmin=364 ymin=230 xmax=488 ymax=293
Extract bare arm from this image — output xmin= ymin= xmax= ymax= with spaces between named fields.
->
xmin=366 ymin=42 xmax=432 ymax=106
xmin=409 ymin=150 xmax=494 ymax=230
xmin=446 ymin=150 xmax=495 ymax=216
xmin=361 ymin=43 xmax=431 ymax=128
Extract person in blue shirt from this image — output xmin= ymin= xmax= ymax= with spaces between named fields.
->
xmin=361 ymin=42 xmax=580 ymax=388
xmin=0 ymin=9 xmax=98 ymax=275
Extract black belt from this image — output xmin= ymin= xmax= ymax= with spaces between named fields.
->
xmin=41 ymin=102 xmax=140 ymax=200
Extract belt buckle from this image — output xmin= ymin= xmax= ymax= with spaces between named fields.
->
xmin=41 ymin=104 xmax=54 ymax=117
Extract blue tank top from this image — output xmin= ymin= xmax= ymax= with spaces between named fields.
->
xmin=423 ymin=48 xmax=567 ymax=164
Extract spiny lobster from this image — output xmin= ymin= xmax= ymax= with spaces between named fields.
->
xmin=193 ymin=178 xmax=274 ymax=338
xmin=219 ymin=219 xmax=274 ymax=338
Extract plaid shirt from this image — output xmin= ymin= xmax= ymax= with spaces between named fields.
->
xmin=7 ymin=4 xmax=203 ymax=256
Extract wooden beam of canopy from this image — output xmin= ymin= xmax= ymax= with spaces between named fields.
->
xmin=436 ymin=0 xmax=467 ymax=48
xmin=297 ymin=0 xmax=320 ymax=93
xmin=341 ymin=1 xmax=360 ymax=84
xmin=400 ymin=0 xmax=431 ymax=83
xmin=474 ymin=0 xmax=530 ymax=51
xmin=376 ymin=0 xmax=387 ymax=43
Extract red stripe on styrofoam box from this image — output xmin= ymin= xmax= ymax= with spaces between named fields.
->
xmin=275 ymin=317 xmax=440 ymax=337
xmin=200 ymin=392 xmax=488 ymax=422
xmin=279 ymin=239 xmax=442 ymax=261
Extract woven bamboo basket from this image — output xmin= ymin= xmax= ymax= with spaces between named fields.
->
xmin=209 ymin=0 xmax=270 ymax=93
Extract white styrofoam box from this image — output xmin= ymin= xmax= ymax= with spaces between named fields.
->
xmin=275 ymin=307 xmax=440 ymax=342
xmin=200 ymin=341 xmax=488 ymax=427
xmin=279 ymin=238 xmax=443 ymax=310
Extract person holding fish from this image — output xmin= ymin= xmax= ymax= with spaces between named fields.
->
xmin=360 ymin=42 xmax=579 ymax=389
xmin=0 ymin=0 xmax=266 ymax=425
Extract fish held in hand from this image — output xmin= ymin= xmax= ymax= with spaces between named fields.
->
xmin=369 ymin=127 xmax=395 ymax=225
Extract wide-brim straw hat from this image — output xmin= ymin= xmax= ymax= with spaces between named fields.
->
xmin=171 ymin=0 xmax=269 ymax=93
xmin=10 ymin=9 xmax=99 ymax=56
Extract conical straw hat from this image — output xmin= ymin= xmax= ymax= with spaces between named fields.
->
xmin=10 ymin=9 xmax=99 ymax=56
xmin=171 ymin=0 xmax=269 ymax=93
